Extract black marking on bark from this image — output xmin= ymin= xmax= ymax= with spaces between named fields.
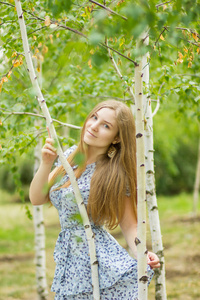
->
xmin=146 ymin=190 xmax=154 ymax=196
xmin=84 ymin=225 xmax=90 ymax=229
xmin=93 ymin=260 xmax=98 ymax=266
xmin=157 ymin=249 xmax=164 ymax=257
xmin=151 ymin=205 xmax=158 ymax=211
xmin=136 ymin=133 xmax=143 ymax=138
xmin=141 ymin=73 xmax=144 ymax=77
xmin=147 ymin=170 xmax=154 ymax=174
xmin=135 ymin=237 xmax=141 ymax=246
xmin=41 ymin=99 xmax=45 ymax=103
xmin=144 ymin=249 xmax=148 ymax=255
xmin=143 ymin=220 xmax=146 ymax=224
xmin=34 ymin=76 xmax=37 ymax=80
xmin=155 ymin=283 xmax=162 ymax=294
xmin=140 ymin=164 xmax=145 ymax=167
xmin=37 ymin=221 xmax=44 ymax=227
xmin=139 ymin=275 xmax=149 ymax=283
xmin=19 ymin=12 xmax=23 ymax=19
xmin=139 ymin=92 xmax=142 ymax=95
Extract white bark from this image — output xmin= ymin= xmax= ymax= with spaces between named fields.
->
xmin=142 ymin=37 xmax=167 ymax=300
xmin=14 ymin=1 xmax=100 ymax=298
xmin=193 ymin=125 xmax=200 ymax=216
xmin=33 ymin=130 xmax=48 ymax=300
xmin=135 ymin=59 xmax=148 ymax=299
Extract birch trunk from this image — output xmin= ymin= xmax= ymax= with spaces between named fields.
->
xmin=33 ymin=129 xmax=48 ymax=300
xmin=193 ymin=126 xmax=200 ymax=216
xmin=14 ymin=1 xmax=100 ymax=298
xmin=135 ymin=59 xmax=148 ymax=299
xmin=142 ymin=37 xmax=167 ymax=300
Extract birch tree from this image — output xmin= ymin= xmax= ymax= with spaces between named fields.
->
xmin=14 ymin=0 xmax=100 ymax=298
xmin=33 ymin=124 xmax=48 ymax=300
xmin=135 ymin=42 xmax=148 ymax=299
xmin=142 ymin=35 xmax=167 ymax=300
xmin=106 ymin=29 xmax=166 ymax=300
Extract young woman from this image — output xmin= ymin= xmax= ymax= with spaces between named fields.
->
xmin=29 ymin=100 xmax=160 ymax=300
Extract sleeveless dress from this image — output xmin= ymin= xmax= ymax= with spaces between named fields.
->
xmin=49 ymin=146 xmax=154 ymax=300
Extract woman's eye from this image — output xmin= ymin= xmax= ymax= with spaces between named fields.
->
xmin=104 ymin=124 xmax=109 ymax=129
xmin=92 ymin=115 xmax=97 ymax=120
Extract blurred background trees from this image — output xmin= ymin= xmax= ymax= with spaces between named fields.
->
xmin=0 ymin=0 xmax=199 ymax=201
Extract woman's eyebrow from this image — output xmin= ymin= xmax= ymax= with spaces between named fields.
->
xmin=96 ymin=111 xmax=113 ymax=127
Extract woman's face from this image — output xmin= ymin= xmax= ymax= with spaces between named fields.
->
xmin=83 ymin=107 xmax=119 ymax=153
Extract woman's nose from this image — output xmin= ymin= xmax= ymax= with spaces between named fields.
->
xmin=91 ymin=121 xmax=99 ymax=131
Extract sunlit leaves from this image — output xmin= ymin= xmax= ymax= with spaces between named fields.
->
xmin=45 ymin=0 xmax=72 ymax=17
xmin=177 ymin=52 xmax=184 ymax=64
xmin=0 ymin=0 xmax=200 ymax=204
xmin=44 ymin=15 xmax=51 ymax=27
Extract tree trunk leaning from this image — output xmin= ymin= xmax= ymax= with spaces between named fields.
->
xmin=33 ymin=129 xmax=48 ymax=300
xmin=14 ymin=1 xmax=100 ymax=299
xmin=141 ymin=36 xmax=167 ymax=300
xmin=135 ymin=59 xmax=148 ymax=300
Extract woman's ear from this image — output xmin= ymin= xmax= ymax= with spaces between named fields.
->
xmin=113 ymin=137 xmax=120 ymax=144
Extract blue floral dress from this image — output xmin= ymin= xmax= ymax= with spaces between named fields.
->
xmin=50 ymin=146 xmax=154 ymax=300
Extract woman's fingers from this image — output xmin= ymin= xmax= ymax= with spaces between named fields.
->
xmin=43 ymin=138 xmax=57 ymax=151
xmin=47 ymin=126 xmax=51 ymax=138
xmin=147 ymin=251 xmax=161 ymax=269
xmin=41 ymin=135 xmax=58 ymax=164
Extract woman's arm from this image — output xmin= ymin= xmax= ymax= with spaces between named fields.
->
xmin=29 ymin=138 xmax=58 ymax=206
xmin=120 ymin=196 xmax=138 ymax=258
xmin=120 ymin=196 xmax=160 ymax=269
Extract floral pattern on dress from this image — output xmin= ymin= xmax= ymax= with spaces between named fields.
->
xmin=50 ymin=145 xmax=154 ymax=299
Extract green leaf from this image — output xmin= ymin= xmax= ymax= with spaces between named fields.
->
xmin=73 ymin=152 xmax=86 ymax=167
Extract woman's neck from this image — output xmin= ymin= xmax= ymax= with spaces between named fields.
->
xmin=86 ymin=146 xmax=107 ymax=165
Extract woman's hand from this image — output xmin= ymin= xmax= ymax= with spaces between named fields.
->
xmin=147 ymin=251 xmax=160 ymax=269
xmin=41 ymin=137 xmax=58 ymax=165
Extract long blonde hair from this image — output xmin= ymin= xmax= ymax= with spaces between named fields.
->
xmin=50 ymin=100 xmax=137 ymax=229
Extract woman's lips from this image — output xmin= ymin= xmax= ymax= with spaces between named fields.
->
xmin=87 ymin=130 xmax=97 ymax=138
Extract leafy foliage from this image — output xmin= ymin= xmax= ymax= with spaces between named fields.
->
xmin=0 ymin=0 xmax=199 ymax=197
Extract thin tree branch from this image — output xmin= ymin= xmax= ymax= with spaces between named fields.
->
xmin=1 ymin=53 xmax=22 ymax=79
xmin=152 ymin=82 xmax=164 ymax=118
xmin=105 ymin=37 xmax=135 ymax=102
xmin=154 ymin=26 xmax=169 ymax=46
xmin=0 ymin=1 xmax=15 ymax=8
xmin=0 ymin=1 xmax=87 ymax=38
xmin=176 ymin=27 xmax=200 ymax=37
xmin=0 ymin=109 xmax=81 ymax=129
xmin=27 ymin=26 xmax=47 ymax=36
xmin=155 ymin=1 xmax=172 ymax=10
xmin=179 ymin=37 xmax=199 ymax=47
xmin=100 ymin=42 xmax=139 ymax=66
xmin=89 ymin=0 xmax=127 ymax=20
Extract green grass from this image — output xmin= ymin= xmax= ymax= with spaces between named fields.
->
xmin=0 ymin=190 xmax=200 ymax=299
